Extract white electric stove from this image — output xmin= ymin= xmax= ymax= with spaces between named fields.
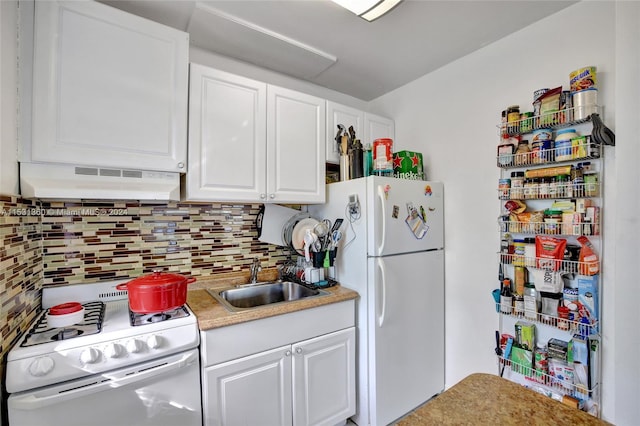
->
xmin=6 ymin=279 xmax=202 ymax=426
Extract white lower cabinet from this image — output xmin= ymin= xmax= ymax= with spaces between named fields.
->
xmin=200 ymin=301 xmax=356 ymax=426
xmin=292 ymin=329 xmax=356 ymax=426
xmin=203 ymin=328 xmax=355 ymax=426
xmin=203 ymin=345 xmax=293 ymax=426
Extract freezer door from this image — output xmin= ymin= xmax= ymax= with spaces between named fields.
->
xmin=368 ymin=250 xmax=444 ymax=426
xmin=367 ymin=177 xmax=443 ymax=257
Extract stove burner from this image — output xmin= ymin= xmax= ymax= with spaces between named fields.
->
xmin=51 ymin=328 xmax=84 ymax=341
xmin=20 ymin=301 xmax=105 ymax=347
xmin=148 ymin=313 xmax=171 ymax=323
xmin=129 ymin=306 xmax=189 ymax=326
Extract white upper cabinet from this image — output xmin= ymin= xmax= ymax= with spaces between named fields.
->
xmin=363 ymin=112 xmax=395 ymax=146
xmin=326 ymin=102 xmax=364 ymax=164
xmin=28 ymin=1 xmax=189 ymax=172
xmin=267 ymin=85 xmax=326 ymax=204
xmin=185 ymin=64 xmax=326 ymax=203
xmin=185 ymin=64 xmax=267 ymax=201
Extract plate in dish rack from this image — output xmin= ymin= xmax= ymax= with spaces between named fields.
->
xmin=291 ymin=218 xmax=320 ymax=254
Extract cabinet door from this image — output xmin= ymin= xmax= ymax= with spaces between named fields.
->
xmin=267 ymin=86 xmax=326 ymax=204
xmin=185 ymin=64 xmax=267 ymax=201
xmin=292 ymin=328 xmax=356 ymax=426
xmin=30 ymin=1 xmax=189 ymax=172
xmin=326 ymin=102 xmax=364 ymax=164
xmin=203 ymin=345 xmax=293 ymax=426
xmin=363 ymin=112 xmax=395 ymax=146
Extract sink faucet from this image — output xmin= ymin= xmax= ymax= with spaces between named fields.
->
xmin=250 ymin=258 xmax=262 ymax=283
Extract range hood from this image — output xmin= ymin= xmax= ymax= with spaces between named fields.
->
xmin=19 ymin=162 xmax=181 ymax=201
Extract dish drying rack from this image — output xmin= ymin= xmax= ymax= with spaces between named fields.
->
xmin=278 ymin=260 xmax=338 ymax=290
xmin=282 ymin=211 xmax=313 ymax=255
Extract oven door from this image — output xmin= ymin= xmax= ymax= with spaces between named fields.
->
xmin=8 ymin=349 xmax=202 ymax=426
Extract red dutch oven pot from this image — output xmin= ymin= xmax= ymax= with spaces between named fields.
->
xmin=116 ymin=270 xmax=196 ymax=313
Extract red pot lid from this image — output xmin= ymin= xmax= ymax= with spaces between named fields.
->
xmin=124 ymin=271 xmax=194 ymax=289
xmin=49 ymin=302 xmax=83 ymax=315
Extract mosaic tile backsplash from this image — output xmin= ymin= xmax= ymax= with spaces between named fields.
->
xmin=39 ymin=201 xmax=291 ymax=285
xmin=0 ymin=198 xmax=290 ymax=389
xmin=0 ymin=196 xmax=42 ymax=386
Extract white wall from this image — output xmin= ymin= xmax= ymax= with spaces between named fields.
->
xmin=0 ymin=0 xmax=19 ymax=195
xmin=612 ymin=3 xmax=640 ymax=425
xmin=370 ymin=1 xmax=626 ymax=423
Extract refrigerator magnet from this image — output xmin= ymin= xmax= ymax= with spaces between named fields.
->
xmin=424 ymin=185 xmax=433 ymax=196
xmin=392 ymin=205 xmax=399 ymax=219
xmin=384 ymin=184 xmax=390 ymax=199
xmin=405 ymin=213 xmax=428 ymax=239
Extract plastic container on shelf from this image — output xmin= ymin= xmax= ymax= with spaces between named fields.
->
xmin=573 ymin=88 xmax=598 ymax=120
xmin=532 ymin=128 xmax=553 ymax=143
xmin=555 ymin=129 xmax=578 ymax=161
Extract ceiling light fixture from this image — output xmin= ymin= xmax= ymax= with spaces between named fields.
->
xmin=331 ymin=0 xmax=403 ymax=22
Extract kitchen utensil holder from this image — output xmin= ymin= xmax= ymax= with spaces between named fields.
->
xmin=340 ymin=155 xmax=350 ymax=181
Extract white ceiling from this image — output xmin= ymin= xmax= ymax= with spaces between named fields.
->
xmin=101 ymin=0 xmax=577 ymax=101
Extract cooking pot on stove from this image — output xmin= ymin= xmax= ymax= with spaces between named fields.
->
xmin=116 ymin=270 xmax=196 ymax=313
xmin=47 ymin=302 xmax=85 ymax=328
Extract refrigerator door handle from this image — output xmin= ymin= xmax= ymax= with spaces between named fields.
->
xmin=376 ymin=258 xmax=386 ymax=327
xmin=376 ymin=185 xmax=386 ymax=254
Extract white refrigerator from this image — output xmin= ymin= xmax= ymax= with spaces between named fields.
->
xmin=310 ymin=176 xmax=444 ymax=426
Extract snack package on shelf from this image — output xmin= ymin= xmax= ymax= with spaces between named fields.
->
xmin=515 ymin=322 xmax=536 ymax=350
xmin=577 ymin=275 xmax=599 ymax=333
xmin=577 ymin=236 xmax=600 ymax=275
xmin=568 ymin=334 xmax=591 ymax=397
xmin=535 ymin=235 xmax=567 ymax=271
xmin=530 ymin=268 xmax=564 ymax=293
xmin=511 ymin=346 xmax=533 ymax=376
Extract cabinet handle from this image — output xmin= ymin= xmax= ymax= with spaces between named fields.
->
xmin=177 ymin=162 xmax=185 ymax=169
xmin=285 ymin=350 xmax=292 ymax=357
xmin=295 ymin=347 xmax=302 ymax=354
xmin=260 ymin=193 xmax=266 ymax=199
xmin=269 ymin=193 xmax=275 ymax=199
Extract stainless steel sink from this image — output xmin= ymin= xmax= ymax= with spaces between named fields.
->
xmin=208 ymin=281 xmax=329 ymax=312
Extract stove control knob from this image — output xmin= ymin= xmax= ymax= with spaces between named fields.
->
xmin=80 ymin=348 xmax=101 ymax=364
xmin=29 ymin=356 xmax=55 ymax=377
xmin=104 ymin=343 xmax=125 ymax=359
xmin=126 ymin=339 xmax=143 ymax=354
xmin=147 ymin=335 xmax=163 ymax=349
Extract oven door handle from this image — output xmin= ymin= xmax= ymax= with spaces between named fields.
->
xmin=10 ymin=350 xmax=198 ymax=410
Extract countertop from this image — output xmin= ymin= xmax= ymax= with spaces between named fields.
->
xmin=396 ymin=373 xmax=609 ymax=425
xmin=186 ymin=271 xmax=359 ymax=331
